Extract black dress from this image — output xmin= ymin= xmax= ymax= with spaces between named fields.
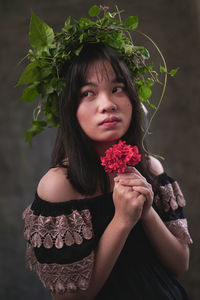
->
xmin=23 ymin=172 xmax=192 ymax=299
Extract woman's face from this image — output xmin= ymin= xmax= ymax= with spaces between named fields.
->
xmin=76 ymin=60 xmax=133 ymax=152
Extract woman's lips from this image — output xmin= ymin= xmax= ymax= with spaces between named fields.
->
xmin=99 ymin=117 xmax=121 ymax=126
xmin=102 ymin=121 xmax=119 ymax=126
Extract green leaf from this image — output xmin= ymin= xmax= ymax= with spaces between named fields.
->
xmin=32 ymin=120 xmax=47 ymax=127
xmin=45 ymin=112 xmax=59 ymax=126
xmin=40 ymin=82 xmax=54 ymax=96
xmin=169 ymin=67 xmax=179 ymax=77
xmin=140 ymin=48 xmax=150 ymax=59
xmin=63 ymin=16 xmax=71 ymax=32
xmin=135 ymin=46 xmax=150 ymax=59
xmin=79 ymin=33 xmax=87 ymax=43
xmin=88 ymin=5 xmax=100 ymax=17
xmin=50 ymin=94 xmax=58 ymax=115
xmin=124 ymin=16 xmax=138 ymax=30
xmin=16 ymin=61 xmax=40 ymax=86
xmin=44 ymin=95 xmax=57 ymax=114
xmin=138 ymin=85 xmax=152 ymax=102
xmin=19 ymin=86 xmax=38 ymax=102
xmin=50 ymin=78 xmax=66 ymax=94
xmin=40 ymin=68 xmax=52 ymax=79
xmin=145 ymin=78 xmax=155 ymax=87
xmin=25 ymin=120 xmax=46 ymax=146
xmin=29 ymin=11 xmax=54 ymax=49
xmin=147 ymin=100 xmax=156 ymax=109
xmin=160 ymin=65 xmax=167 ymax=73
xmin=124 ymin=45 xmax=133 ymax=55
xmin=74 ymin=45 xmax=83 ymax=56
xmin=105 ymin=35 xmax=124 ymax=49
xmin=78 ymin=17 xmax=94 ymax=27
xmin=147 ymin=63 xmax=153 ymax=71
xmin=136 ymin=80 xmax=144 ymax=87
xmin=136 ymin=66 xmax=148 ymax=75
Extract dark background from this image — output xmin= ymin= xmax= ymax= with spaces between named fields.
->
xmin=0 ymin=0 xmax=199 ymax=299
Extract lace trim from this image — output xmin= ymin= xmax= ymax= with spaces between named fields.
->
xmin=164 ymin=218 xmax=193 ymax=244
xmin=23 ymin=206 xmax=94 ymax=249
xmin=26 ymin=243 xmax=94 ymax=294
xmin=154 ymin=181 xmax=186 ymax=212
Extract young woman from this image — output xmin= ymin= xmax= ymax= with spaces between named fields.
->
xmin=23 ymin=43 xmax=192 ymax=300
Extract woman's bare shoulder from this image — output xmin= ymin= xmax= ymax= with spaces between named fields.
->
xmin=149 ymin=156 xmax=164 ymax=176
xmin=37 ymin=167 xmax=79 ymax=203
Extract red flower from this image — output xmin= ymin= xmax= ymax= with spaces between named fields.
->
xmin=100 ymin=140 xmax=141 ymax=173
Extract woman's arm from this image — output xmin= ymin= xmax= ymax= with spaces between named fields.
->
xmin=142 ymin=157 xmax=190 ymax=276
xmin=115 ymin=157 xmax=190 ymax=277
xmin=53 ymin=215 xmax=131 ymax=300
xmin=141 ymin=206 xmax=189 ymax=276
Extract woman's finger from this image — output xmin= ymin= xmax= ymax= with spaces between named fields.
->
xmin=124 ymin=166 xmax=135 ymax=173
xmin=133 ymin=186 xmax=154 ymax=201
xmin=114 ymin=172 xmax=141 ymax=182
xmin=117 ymin=178 xmax=150 ymax=188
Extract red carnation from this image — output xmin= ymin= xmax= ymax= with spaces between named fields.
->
xmin=100 ymin=140 xmax=141 ymax=173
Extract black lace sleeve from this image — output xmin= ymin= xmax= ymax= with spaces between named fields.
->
xmin=22 ymin=193 xmax=95 ymax=295
xmin=154 ymin=172 xmax=193 ymax=245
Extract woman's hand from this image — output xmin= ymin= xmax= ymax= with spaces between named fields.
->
xmin=112 ymin=171 xmax=146 ymax=230
xmin=114 ymin=167 xmax=154 ymax=220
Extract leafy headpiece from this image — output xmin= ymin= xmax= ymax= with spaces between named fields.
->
xmin=17 ymin=5 xmax=178 ymax=146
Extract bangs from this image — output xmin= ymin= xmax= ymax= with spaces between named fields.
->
xmin=81 ymin=60 xmax=126 ymax=88
xmin=68 ymin=43 xmax=127 ymax=94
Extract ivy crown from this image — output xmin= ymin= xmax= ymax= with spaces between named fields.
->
xmin=17 ymin=5 xmax=178 ymax=146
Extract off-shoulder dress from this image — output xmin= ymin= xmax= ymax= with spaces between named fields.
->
xmin=23 ymin=172 xmax=192 ymax=299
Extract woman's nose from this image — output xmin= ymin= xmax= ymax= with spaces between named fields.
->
xmin=99 ymin=93 xmax=117 ymax=113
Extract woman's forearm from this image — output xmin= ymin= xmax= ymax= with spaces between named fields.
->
xmin=87 ymin=215 xmax=131 ymax=298
xmin=53 ymin=216 xmax=132 ymax=300
xmin=142 ymin=207 xmax=190 ymax=276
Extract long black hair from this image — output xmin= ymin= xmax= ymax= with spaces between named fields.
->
xmin=51 ymin=43 xmax=156 ymax=195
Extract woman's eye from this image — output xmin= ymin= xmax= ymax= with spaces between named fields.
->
xmin=81 ymin=91 xmax=94 ymax=98
xmin=112 ymin=86 xmax=124 ymax=93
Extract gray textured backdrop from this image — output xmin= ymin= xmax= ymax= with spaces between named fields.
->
xmin=0 ymin=0 xmax=199 ymax=299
